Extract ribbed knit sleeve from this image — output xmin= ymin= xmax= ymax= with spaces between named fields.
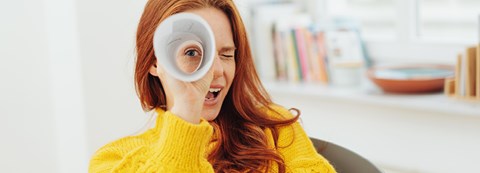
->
xmin=89 ymin=110 xmax=214 ymax=173
xmin=270 ymin=106 xmax=337 ymax=173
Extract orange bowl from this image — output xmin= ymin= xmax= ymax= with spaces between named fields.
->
xmin=367 ymin=65 xmax=455 ymax=93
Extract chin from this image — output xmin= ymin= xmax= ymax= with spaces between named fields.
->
xmin=202 ymin=108 xmax=220 ymax=121
xmin=202 ymin=92 xmax=227 ymax=121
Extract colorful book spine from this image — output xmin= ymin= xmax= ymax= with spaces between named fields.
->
xmin=271 ymin=23 xmax=331 ymax=83
xmin=285 ymin=29 xmax=300 ymax=82
xmin=315 ymin=32 xmax=329 ymax=84
xmin=294 ymin=28 xmax=310 ymax=82
xmin=290 ymin=29 xmax=303 ymax=81
xmin=304 ymin=28 xmax=321 ymax=82
xmin=273 ymin=27 xmax=287 ymax=81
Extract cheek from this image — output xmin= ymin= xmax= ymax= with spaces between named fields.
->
xmin=225 ymin=62 xmax=235 ymax=84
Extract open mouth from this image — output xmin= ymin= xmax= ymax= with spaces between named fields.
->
xmin=205 ymin=88 xmax=221 ymax=101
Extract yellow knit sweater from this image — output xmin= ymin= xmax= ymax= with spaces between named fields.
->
xmin=89 ymin=106 xmax=336 ymax=173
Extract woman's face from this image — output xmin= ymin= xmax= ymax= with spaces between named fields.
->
xmin=165 ymin=7 xmax=236 ymax=121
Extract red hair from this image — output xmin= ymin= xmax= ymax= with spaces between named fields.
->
xmin=134 ymin=0 xmax=299 ymax=172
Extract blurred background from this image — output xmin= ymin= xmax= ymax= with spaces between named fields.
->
xmin=1 ymin=0 xmax=147 ymax=172
xmin=1 ymin=0 xmax=480 ymax=172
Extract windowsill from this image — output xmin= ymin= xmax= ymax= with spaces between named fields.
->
xmin=263 ymin=81 xmax=480 ymax=117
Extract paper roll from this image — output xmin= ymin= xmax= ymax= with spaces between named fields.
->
xmin=153 ymin=13 xmax=216 ymax=82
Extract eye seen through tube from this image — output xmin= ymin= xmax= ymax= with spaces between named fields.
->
xmin=175 ymin=40 xmax=203 ymax=74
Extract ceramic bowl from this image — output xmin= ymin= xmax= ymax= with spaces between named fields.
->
xmin=367 ymin=64 xmax=455 ymax=93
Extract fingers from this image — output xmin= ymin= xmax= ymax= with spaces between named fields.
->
xmin=197 ymin=62 xmax=215 ymax=86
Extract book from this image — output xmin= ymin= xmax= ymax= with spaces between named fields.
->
xmin=271 ymin=12 xmax=312 ymax=82
xmin=251 ymin=3 xmax=300 ymax=81
xmin=285 ymin=28 xmax=300 ymax=82
xmin=273 ymin=24 xmax=287 ymax=81
xmin=290 ymin=29 xmax=303 ymax=81
xmin=303 ymin=28 xmax=320 ymax=82
xmin=294 ymin=28 xmax=310 ymax=81
xmin=315 ymin=32 xmax=329 ymax=83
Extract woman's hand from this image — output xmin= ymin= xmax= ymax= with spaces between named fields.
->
xmin=156 ymin=62 xmax=214 ymax=124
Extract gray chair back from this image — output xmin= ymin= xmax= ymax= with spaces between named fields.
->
xmin=310 ymin=137 xmax=383 ymax=173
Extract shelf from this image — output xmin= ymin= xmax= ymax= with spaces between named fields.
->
xmin=263 ymin=81 xmax=480 ymax=117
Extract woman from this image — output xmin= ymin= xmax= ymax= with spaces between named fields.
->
xmin=89 ymin=0 xmax=336 ymax=172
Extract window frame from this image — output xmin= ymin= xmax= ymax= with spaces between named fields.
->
xmin=319 ymin=0 xmax=477 ymax=65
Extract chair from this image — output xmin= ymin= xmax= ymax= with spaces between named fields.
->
xmin=310 ymin=137 xmax=383 ymax=173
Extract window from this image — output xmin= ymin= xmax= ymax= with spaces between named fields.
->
xmin=321 ymin=0 xmax=479 ymax=64
xmin=328 ymin=0 xmax=397 ymax=40
xmin=419 ymin=0 xmax=480 ymax=42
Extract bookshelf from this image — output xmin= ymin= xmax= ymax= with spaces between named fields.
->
xmin=245 ymin=1 xmax=480 ymax=107
xmin=264 ymin=81 xmax=480 ymax=117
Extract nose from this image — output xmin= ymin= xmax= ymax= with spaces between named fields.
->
xmin=212 ymin=56 xmax=224 ymax=79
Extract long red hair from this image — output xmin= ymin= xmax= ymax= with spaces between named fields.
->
xmin=134 ymin=0 xmax=299 ymax=172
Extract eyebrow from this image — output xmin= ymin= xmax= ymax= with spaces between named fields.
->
xmin=219 ymin=47 xmax=236 ymax=52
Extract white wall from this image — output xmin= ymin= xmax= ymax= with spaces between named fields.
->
xmin=1 ymin=0 xmax=58 ymax=172
xmin=1 ymin=0 xmax=149 ymax=172
xmin=44 ymin=0 xmax=88 ymax=171
xmin=75 ymin=0 xmax=150 ymax=155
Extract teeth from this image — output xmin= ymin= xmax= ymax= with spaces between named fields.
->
xmin=209 ymin=88 xmax=221 ymax=92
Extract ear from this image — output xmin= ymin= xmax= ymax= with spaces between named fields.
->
xmin=149 ymin=61 xmax=159 ymax=77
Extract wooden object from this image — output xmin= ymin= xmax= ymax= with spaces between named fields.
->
xmin=466 ymin=47 xmax=477 ymax=98
xmin=477 ymin=44 xmax=480 ymax=99
xmin=444 ymin=78 xmax=455 ymax=96
xmin=455 ymin=54 xmax=462 ymax=97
